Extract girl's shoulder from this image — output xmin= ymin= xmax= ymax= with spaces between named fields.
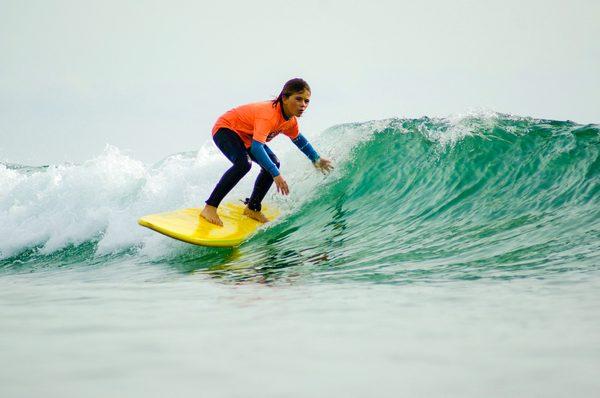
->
xmin=234 ymin=101 xmax=276 ymax=119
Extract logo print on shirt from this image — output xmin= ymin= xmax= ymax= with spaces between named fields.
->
xmin=266 ymin=131 xmax=281 ymax=142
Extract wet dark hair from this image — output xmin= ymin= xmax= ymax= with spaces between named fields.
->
xmin=272 ymin=78 xmax=311 ymax=107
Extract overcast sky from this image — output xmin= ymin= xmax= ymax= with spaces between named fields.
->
xmin=1 ymin=0 xmax=599 ymax=166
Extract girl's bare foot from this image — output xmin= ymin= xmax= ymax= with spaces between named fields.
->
xmin=243 ymin=207 xmax=269 ymax=223
xmin=200 ymin=205 xmax=223 ymax=226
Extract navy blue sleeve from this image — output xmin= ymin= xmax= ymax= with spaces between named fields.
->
xmin=292 ymin=134 xmax=320 ymax=163
xmin=250 ymin=140 xmax=280 ymax=177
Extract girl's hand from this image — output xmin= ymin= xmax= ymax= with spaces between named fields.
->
xmin=273 ymin=175 xmax=289 ymax=195
xmin=314 ymin=158 xmax=334 ymax=174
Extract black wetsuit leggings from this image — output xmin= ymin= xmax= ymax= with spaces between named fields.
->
xmin=205 ymin=128 xmax=280 ymax=212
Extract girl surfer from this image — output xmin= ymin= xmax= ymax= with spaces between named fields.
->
xmin=201 ymin=78 xmax=333 ymax=226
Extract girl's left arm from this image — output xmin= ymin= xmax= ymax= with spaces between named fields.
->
xmin=291 ymin=134 xmax=320 ymax=162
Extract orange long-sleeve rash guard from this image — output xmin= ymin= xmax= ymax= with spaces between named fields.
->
xmin=212 ymin=101 xmax=300 ymax=148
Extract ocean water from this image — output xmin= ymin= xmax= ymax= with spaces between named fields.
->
xmin=1 ymin=112 xmax=599 ymax=397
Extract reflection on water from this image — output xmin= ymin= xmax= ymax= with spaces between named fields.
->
xmin=201 ymin=244 xmax=326 ymax=285
xmin=198 ymin=192 xmax=352 ymax=284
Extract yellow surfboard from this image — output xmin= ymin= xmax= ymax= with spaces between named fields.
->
xmin=138 ymin=202 xmax=280 ymax=247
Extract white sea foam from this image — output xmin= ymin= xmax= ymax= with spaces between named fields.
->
xmin=413 ymin=108 xmax=502 ymax=148
xmin=1 ymin=146 xmax=147 ymax=258
xmin=0 ymin=126 xmax=359 ymax=260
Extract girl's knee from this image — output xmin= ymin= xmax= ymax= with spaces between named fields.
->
xmin=235 ymin=157 xmax=252 ymax=174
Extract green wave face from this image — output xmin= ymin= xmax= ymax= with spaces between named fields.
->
xmin=209 ymin=117 xmax=600 ymax=283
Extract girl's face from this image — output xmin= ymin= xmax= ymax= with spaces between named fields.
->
xmin=282 ymin=90 xmax=311 ymax=118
